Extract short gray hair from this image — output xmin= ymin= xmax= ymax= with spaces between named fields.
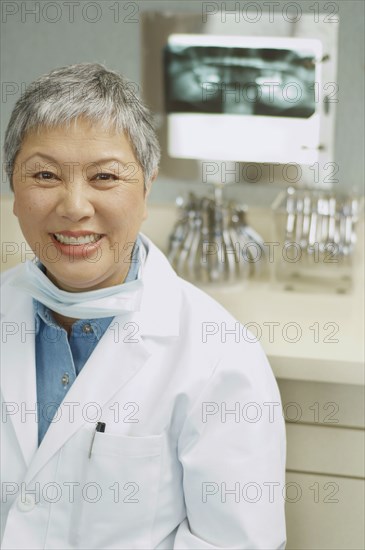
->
xmin=3 ymin=62 xmax=161 ymax=190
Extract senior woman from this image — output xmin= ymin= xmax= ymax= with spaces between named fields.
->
xmin=1 ymin=63 xmax=286 ymax=550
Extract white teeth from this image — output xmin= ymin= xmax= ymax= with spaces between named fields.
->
xmin=54 ymin=233 xmax=101 ymax=245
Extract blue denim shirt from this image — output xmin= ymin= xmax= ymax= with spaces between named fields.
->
xmin=35 ymin=238 xmax=142 ymax=445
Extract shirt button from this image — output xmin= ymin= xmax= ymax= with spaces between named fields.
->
xmin=17 ymin=494 xmax=36 ymax=512
xmin=61 ymin=373 xmax=70 ymax=386
xmin=82 ymin=323 xmax=93 ymax=334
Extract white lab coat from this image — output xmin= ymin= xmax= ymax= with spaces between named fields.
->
xmin=1 ymin=234 xmax=286 ymax=550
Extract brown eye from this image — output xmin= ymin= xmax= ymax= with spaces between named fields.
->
xmin=93 ymin=173 xmax=118 ymax=181
xmin=34 ymin=171 xmax=58 ymax=180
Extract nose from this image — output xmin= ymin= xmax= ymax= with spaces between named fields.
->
xmin=55 ymin=181 xmax=95 ymax=222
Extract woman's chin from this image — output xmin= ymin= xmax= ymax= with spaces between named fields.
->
xmin=44 ymin=266 xmax=120 ymax=292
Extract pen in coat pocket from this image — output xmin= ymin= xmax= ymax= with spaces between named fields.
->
xmin=88 ymin=421 xmax=106 ymax=458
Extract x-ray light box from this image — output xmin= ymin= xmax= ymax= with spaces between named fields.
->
xmin=165 ymin=34 xmax=323 ymax=164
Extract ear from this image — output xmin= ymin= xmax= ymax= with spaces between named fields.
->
xmin=145 ymin=169 xmax=158 ymax=196
xmin=142 ymin=169 xmax=158 ymax=220
xmin=13 ymin=197 xmax=18 ymax=218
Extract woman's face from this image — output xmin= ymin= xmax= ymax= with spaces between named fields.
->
xmin=12 ymin=118 xmax=150 ymax=292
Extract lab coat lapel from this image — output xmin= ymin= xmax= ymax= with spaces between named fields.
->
xmin=1 ymin=290 xmax=39 ymax=468
xmin=24 ymin=322 xmax=152 ymax=484
xmin=24 ymin=237 xmax=182 ymax=484
xmin=132 ymin=233 xmax=182 ymax=337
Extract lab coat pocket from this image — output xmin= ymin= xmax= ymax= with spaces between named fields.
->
xmin=74 ymin=431 xmax=164 ymax=550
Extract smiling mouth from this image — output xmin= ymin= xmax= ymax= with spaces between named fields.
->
xmin=53 ymin=233 xmax=103 ymax=245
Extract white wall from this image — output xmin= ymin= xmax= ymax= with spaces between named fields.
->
xmin=1 ymin=0 xmax=364 ymax=204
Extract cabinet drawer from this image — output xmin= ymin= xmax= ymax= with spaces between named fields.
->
xmin=277 ymin=379 xmax=365 ymax=428
xmin=285 ymin=472 xmax=365 ymax=549
xmin=286 ymin=423 xmax=365 ymax=478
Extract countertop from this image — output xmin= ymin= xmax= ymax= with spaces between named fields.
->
xmin=142 ymin=203 xmax=365 ymax=386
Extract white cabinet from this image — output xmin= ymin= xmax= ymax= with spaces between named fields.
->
xmin=285 ymin=472 xmax=364 ymax=550
xmin=277 ymin=379 xmax=365 ymax=549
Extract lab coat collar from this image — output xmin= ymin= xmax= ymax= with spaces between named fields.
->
xmin=134 ymin=233 xmax=182 ymax=338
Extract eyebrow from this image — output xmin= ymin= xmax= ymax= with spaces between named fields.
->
xmin=23 ymin=153 xmax=130 ymax=166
